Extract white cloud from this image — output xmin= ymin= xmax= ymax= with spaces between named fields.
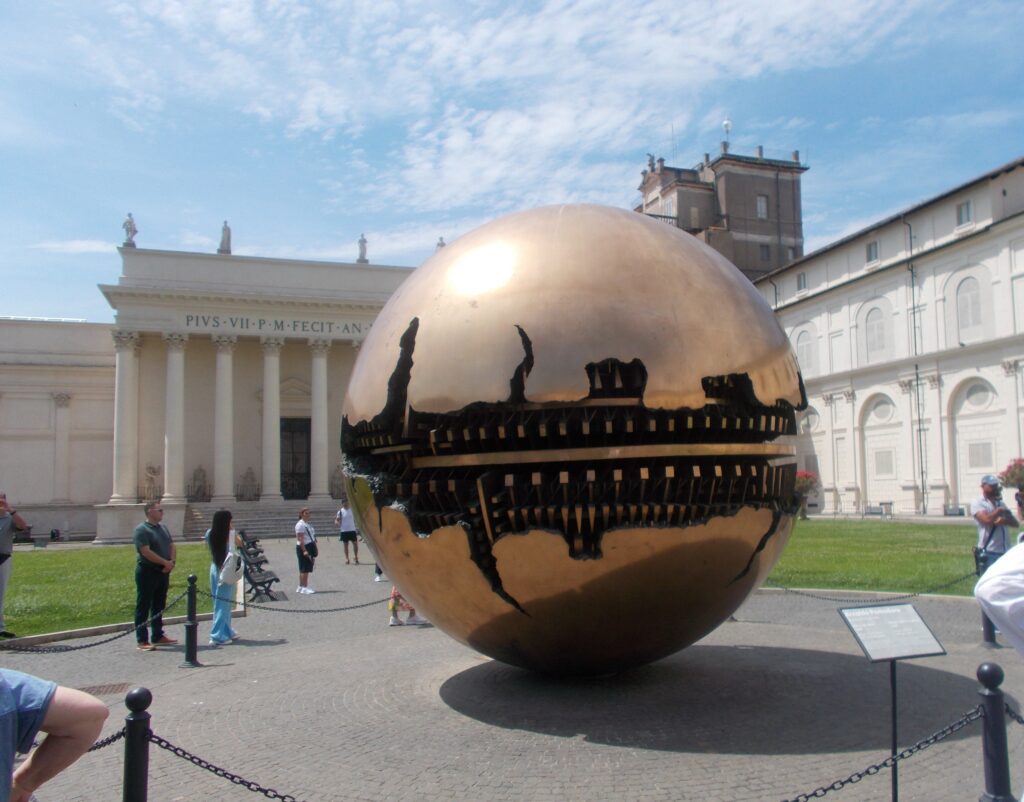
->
xmin=31 ymin=240 xmax=116 ymax=254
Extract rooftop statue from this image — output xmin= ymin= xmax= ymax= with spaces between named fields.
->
xmin=122 ymin=213 xmax=137 ymax=247
xmin=218 ymin=221 xmax=231 ymax=254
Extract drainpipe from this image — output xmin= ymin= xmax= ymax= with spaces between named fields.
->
xmin=767 ymin=278 xmax=779 ymax=310
xmin=903 ymin=216 xmax=928 ymax=514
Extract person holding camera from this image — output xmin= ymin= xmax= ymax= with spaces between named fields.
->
xmin=971 ymin=474 xmax=1019 ymax=575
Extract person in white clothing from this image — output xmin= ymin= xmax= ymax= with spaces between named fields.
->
xmin=334 ymin=500 xmax=359 ymax=565
xmin=294 ymin=508 xmax=318 ymax=594
xmin=976 ymin=542 xmax=1024 ymax=656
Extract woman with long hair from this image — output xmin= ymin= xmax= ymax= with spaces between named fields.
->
xmin=206 ymin=509 xmax=242 ymax=645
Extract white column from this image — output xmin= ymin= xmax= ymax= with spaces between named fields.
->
xmin=260 ymin=338 xmax=284 ymax=501
xmin=819 ymin=394 xmax=836 ymax=512
xmin=109 ymin=330 xmax=140 ymax=503
xmin=308 ymin=339 xmax=331 ymax=500
xmin=52 ymin=392 xmax=72 ymax=502
xmin=847 ymin=389 xmax=863 ymax=511
xmin=162 ymin=333 xmax=188 ymax=504
xmin=1004 ymin=360 xmax=1022 ymax=460
xmin=211 ymin=336 xmax=237 ymax=503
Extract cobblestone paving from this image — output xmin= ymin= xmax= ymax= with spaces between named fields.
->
xmin=5 ymin=537 xmax=1023 ymax=801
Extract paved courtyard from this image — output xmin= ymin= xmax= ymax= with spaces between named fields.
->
xmin=5 ymin=537 xmax=1024 ymax=801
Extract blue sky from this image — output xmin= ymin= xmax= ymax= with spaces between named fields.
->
xmin=3 ymin=0 xmax=1022 ymax=322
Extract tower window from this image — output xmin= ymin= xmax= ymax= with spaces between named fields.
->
xmin=866 ymin=240 xmax=879 ymax=263
xmin=760 ymin=244 xmax=771 ymax=261
xmin=756 ymin=195 xmax=769 ymax=220
xmin=797 ymin=271 xmax=807 ymax=291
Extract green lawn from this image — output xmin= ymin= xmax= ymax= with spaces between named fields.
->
xmin=3 ymin=519 xmax=982 ymax=637
xmin=5 ymin=543 xmax=215 ymax=638
xmin=768 ymin=518 xmax=978 ymax=596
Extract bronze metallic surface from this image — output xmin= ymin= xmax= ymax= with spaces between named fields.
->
xmin=342 ymin=204 xmax=806 ymax=675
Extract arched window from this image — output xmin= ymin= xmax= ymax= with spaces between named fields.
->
xmin=957 ymin=276 xmax=982 ymax=343
xmin=865 ymin=307 xmax=886 ymax=362
xmin=796 ymin=330 xmax=815 ymax=376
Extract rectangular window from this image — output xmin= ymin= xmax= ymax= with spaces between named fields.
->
xmin=866 ymin=241 xmax=879 ymax=263
xmin=663 ymin=198 xmax=676 ymax=218
xmin=756 ymin=195 xmax=769 ymax=219
xmin=759 ymin=244 xmax=771 ymax=261
xmin=787 ymin=246 xmax=796 ymax=262
xmin=957 ymin=200 xmax=973 ymax=226
xmin=689 ymin=207 xmax=700 ymax=229
xmin=968 ymin=442 xmax=994 ymax=469
xmin=797 ymin=272 xmax=807 ymax=291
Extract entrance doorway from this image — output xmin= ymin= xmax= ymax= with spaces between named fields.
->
xmin=281 ymin=417 xmax=311 ymax=500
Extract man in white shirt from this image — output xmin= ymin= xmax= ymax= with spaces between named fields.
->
xmin=335 ymin=499 xmax=359 ymax=565
xmin=971 ymin=474 xmax=1019 ymax=575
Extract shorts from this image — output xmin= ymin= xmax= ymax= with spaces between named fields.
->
xmin=296 ymin=545 xmax=315 ymax=573
xmin=339 ymin=530 xmax=358 ymax=543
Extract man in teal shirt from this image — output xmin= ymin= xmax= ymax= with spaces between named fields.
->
xmin=132 ymin=502 xmax=178 ymax=650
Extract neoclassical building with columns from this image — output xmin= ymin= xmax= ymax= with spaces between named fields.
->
xmin=0 ymin=245 xmax=411 ymax=539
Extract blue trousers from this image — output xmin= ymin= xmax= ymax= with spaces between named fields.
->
xmin=208 ymin=563 xmax=236 ymax=643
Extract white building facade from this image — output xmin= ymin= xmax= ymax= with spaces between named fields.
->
xmin=757 ymin=157 xmax=1024 ymax=515
xmin=0 ymin=246 xmax=411 ymax=538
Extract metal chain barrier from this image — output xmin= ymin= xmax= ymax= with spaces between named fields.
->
xmin=764 ymin=571 xmax=977 ymax=603
xmin=198 ymin=588 xmax=389 ymax=614
xmin=87 ymin=727 xmax=126 ymax=752
xmin=780 ymin=704 xmax=984 ymax=802
xmin=1005 ymin=703 xmax=1024 ymax=727
xmin=0 ymin=589 xmax=189 ymax=653
xmin=148 ymin=730 xmax=305 ymax=801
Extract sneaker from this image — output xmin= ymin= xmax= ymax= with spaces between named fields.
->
xmin=296 ymin=586 xmax=305 ymax=594
xmin=153 ymin=635 xmax=179 ymax=645
xmin=137 ymin=642 xmax=155 ymax=651
xmin=389 ymin=616 xmax=404 ymax=626
xmin=209 ymin=638 xmax=229 ymax=646
xmin=374 ymin=575 xmax=384 ymax=582
xmin=406 ymin=614 xmax=429 ymax=626
xmin=304 ymin=587 xmax=316 ymax=594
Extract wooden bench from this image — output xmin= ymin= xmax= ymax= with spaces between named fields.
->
xmin=236 ymin=530 xmax=284 ymax=601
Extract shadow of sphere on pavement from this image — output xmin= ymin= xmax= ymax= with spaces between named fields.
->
xmin=439 ymin=644 xmax=981 ymax=755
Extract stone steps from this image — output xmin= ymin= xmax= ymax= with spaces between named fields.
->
xmin=182 ymin=501 xmax=342 ymax=542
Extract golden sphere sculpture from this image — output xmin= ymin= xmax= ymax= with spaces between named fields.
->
xmin=342 ymin=204 xmax=806 ymax=675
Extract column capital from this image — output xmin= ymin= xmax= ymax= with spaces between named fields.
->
xmin=163 ymin=332 xmax=189 ymax=350
xmin=926 ymin=374 xmax=942 ymax=389
xmin=898 ymin=379 xmax=915 ymax=395
xmin=821 ymin=393 xmax=835 ymax=407
xmin=261 ymin=337 xmax=285 ymax=353
xmin=843 ymin=389 xmax=856 ymax=403
xmin=112 ymin=330 xmax=140 ymax=350
xmin=52 ymin=391 xmax=72 ymax=407
xmin=212 ymin=334 xmax=238 ymax=352
xmin=309 ymin=338 xmax=331 ymax=355
xmin=1002 ymin=359 xmax=1019 ymax=377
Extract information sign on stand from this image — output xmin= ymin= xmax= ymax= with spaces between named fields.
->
xmin=839 ymin=603 xmax=946 ymax=802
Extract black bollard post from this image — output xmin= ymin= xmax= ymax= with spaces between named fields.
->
xmin=123 ymin=687 xmax=152 ymax=802
xmin=977 ymin=662 xmax=1014 ymax=802
xmin=180 ymin=574 xmax=201 ymax=668
xmin=982 ymin=612 xmax=999 ymax=647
